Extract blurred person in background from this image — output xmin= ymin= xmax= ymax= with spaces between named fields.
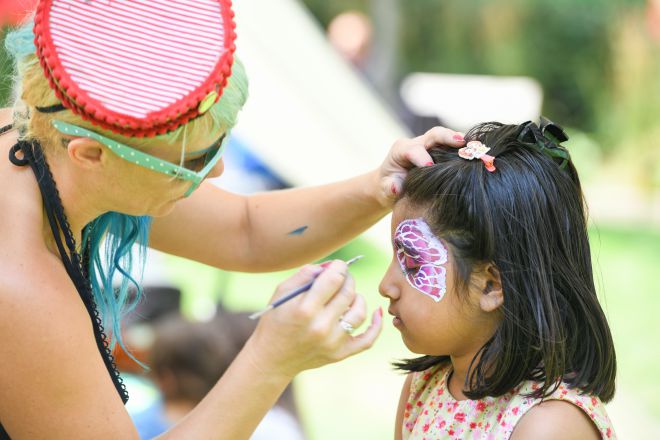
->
xmin=133 ymin=312 xmax=305 ymax=440
xmin=327 ymin=10 xmax=444 ymax=137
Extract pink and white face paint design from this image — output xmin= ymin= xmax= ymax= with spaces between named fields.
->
xmin=394 ymin=218 xmax=448 ymax=302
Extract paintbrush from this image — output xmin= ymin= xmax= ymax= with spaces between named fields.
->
xmin=248 ymin=255 xmax=364 ymax=320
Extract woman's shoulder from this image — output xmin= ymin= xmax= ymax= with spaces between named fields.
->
xmin=0 ymin=107 xmax=16 ymax=147
xmin=0 ymin=247 xmax=86 ymax=323
xmin=0 ymin=256 xmax=138 ymax=438
xmin=0 ymin=107 xmax=12 ymax=125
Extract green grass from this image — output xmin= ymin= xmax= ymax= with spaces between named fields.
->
xmin=589 ymin=224 xmax=660 ymax=416
xmin=158 ymin=223 xmax=660 ymax=439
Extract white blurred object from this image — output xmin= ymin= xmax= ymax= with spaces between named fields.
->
xmin=231 ymin=0 xmax=407 ymax=186
xmin=400 ymin=73 xmax=544 ymax=132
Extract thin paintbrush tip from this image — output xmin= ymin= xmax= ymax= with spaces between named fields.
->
xmin=346 ymin=255 xmax=364 ymax=265
xmin=248 ymin=306 xmax=272 ymax=320
xmin=248 ymin=255 xmax=365 ymax=320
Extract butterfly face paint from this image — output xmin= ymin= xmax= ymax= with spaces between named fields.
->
xmin=394 ymin=218 xmax=448 ymax=302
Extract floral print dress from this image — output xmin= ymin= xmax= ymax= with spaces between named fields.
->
xmin=402 ymin=364 xmax=616 ymax=439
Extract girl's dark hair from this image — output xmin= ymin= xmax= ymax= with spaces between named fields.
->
xmin=395 ymin=122 xmax=616 ymax=402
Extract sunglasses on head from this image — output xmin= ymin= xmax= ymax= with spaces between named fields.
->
xmin=52 ymin=120 xmax=227 ymax=197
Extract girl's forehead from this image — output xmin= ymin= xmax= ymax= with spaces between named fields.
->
xmin=391 ymin=202 xmax=426 ymax=233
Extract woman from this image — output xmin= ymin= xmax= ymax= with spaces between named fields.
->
xmin=0 ymin=2 xmax=465 ymax=439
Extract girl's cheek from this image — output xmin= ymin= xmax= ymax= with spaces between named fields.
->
xmin=407 ymin=264 xmax=447 ymax=302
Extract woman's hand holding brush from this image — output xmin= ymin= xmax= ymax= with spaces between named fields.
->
xmin=242 ymin=260 xmax=384 ymax=380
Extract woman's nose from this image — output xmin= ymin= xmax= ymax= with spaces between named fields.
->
xmin=206 ymin=157 xmax=225 ymax=179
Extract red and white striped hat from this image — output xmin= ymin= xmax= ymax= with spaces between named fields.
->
xmin=34 ymin=0 xmax=236 ymax=137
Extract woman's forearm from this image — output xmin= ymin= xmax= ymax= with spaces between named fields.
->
xmin=242 ymin=169 xmax=389 ymax=271
xmin=149 ymin=170 xmax=388 ymax=272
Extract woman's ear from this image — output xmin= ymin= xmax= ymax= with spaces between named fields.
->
xmin=478 ymin=263 xmax=503 ymax=313
xmin=66 ymin=137 xmax=105 ymax=169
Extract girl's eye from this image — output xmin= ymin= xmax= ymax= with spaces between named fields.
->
xmin=404 ymin=256 xmax=420 ymax=273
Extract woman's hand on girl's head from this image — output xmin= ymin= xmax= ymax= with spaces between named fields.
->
xmin=244 ymin=261 xmax=383 ymax=380
xmin=375 ymin=126 xmax=465 ymax=207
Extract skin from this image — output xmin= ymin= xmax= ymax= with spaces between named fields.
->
xmin=380 ymin=201 xmax=600 ymax=440
xmin=0 ymin=106 xmax=465 ymax=439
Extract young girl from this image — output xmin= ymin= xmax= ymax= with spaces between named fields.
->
xmin=379 ymin=120 xmax=617 ymax=439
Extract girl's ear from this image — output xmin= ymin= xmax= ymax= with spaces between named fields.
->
xmin=479 ymin=263 xmax=503 ymax=313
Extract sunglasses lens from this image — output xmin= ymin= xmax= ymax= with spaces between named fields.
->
xmin=204 ymin=146 xmax=221 ymax=166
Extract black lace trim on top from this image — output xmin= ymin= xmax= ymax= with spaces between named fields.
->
xmin=7 ymin=138 xmax=129 ymax=405
xmin=0 ymin=124 xmax=14 ymax=136
xmin=35 ymin=103 xmax=67 ymax=113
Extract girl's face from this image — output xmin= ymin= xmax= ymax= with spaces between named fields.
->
xmin=379 ymin=201 xmax=499 ymax=357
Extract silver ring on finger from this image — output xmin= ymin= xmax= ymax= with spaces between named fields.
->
xmin=339 ymin=319 xmax=355 ymax=334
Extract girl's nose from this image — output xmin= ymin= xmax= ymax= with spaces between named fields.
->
xmin=378 ymin=261 xmax=401 ymax=301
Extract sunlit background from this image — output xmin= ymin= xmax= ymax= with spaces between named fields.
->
xmin=2 ymin=0 xmax=660 ymax=438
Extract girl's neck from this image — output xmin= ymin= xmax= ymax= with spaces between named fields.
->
xmin=447 ymin=355 xmax=474 ymax=401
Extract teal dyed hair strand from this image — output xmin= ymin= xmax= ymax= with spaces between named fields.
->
xmin=83 ymin=213 xmax=152 ymax=366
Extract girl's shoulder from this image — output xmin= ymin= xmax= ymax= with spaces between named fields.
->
xmin=511 ymin=398 xmax=606 ymax=440
xmin=508 ymin=382 xmax=616 ymax=440
xmin=402 ymin=368 xmax=616 ymax=440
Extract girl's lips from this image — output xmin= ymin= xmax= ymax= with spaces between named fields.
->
xmin=389 ymin=309 xmax=403 ymax=327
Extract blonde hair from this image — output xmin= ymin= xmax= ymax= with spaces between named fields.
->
xmin=6 ymin=20 xmax=249 ymax=155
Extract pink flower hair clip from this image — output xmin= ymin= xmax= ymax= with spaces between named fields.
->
xmin=458 ymin=141 xmax=496 ymax=172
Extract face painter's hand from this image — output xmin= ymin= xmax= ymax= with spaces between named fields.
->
xmin=244 ymin=260 xmax=383 ymax=380
xmin=375 ymin=126 xmax=465 ymax=207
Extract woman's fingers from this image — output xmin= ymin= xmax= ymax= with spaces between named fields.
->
xmin=415 ymin=126 xmax=465 ymax=149
xmin=375 ymin=126 xmax=466 ymax=207
xmin=301 ymin=260 xmax=351 ymax=310
xmin=394 ymin=127 xmax=465 ymax=168
xmin=250 ymin=260 xmax=381 ymax=377
xmin=318 ymin=290 xmax=367 ymax=339
xmin=390 ymin=138 xmax=432 ymax=168
xmin=338 ymin=308 xmax=384 ymax=359
xmin=404 ymin=126 xmax=466 ymax=166
xmin=271 ymin=264 xmax=324 ymax=302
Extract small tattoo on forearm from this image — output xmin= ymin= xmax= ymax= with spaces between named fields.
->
xmin=287 ymin=226 xmax=308 ymax=236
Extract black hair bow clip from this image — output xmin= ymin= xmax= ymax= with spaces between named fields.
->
xmin=516 ymin=116 xmax=570 ymax=169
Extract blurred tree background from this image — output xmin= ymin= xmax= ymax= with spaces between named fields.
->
xmin=2 ymin=1 xmax=658 ymax=165
xmin=2 ymin=2 xmax=660 ymax=437
xmin=302 ymin=0 xmax=660 ymax=189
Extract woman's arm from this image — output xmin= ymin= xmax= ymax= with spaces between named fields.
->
xmin=0 ymin=260 xmax=381 ymax=439
xmin=150 ymin=170 xmax=387 ymax=272
xmin=150 ymin=128 xmax=465 ymax=272
xmin=395 ymin=374 xmax=413 ymax=440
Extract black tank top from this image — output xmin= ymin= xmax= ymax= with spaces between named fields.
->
xmin=0 ymin=127 xmax=128 ymax=438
